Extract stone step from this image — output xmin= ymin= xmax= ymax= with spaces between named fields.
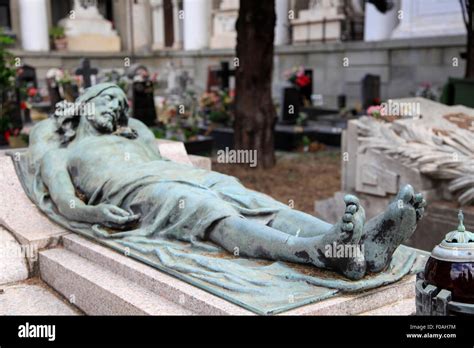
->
xmin=360 ymin=298 xmax=415 ymax=316
xmin=0 ymin=280 xmax=81 ymax=315
xmin=39 ymin=247 xmax=193 ymax=315
xmin=0 ymin=226 xmax=29 ymax=285
xmin=49 ymin=234 xmax=251 ymax=315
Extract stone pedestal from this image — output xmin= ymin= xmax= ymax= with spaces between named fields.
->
xmin=209 ymin=0 xmax=238 ymax=49
xmin=392 ymin=0 xmax=466 ymax=39
xmin=291 ymin=0 xmax=345 ymax=43
xmin=59 ymin=0 xmax=121 ymax=52
xmin=183 ymin=0 xmax=210 ymax=50
xmin=364 ymin=1 xmax=400 ymax=41
xmin=19 ymin=0 xmax=49 ymax=51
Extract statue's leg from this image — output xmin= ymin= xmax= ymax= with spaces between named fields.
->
xmin=361 ymin=185 xmax=426 ymax=273
xmin=268 ymin=195 xmax=366 ymax=238
xmin=209 ymin=195 xmax=367 ymax=280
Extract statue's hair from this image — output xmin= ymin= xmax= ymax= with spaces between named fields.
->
xmin=52 ymin=84 xmax=129 ymax=145
xmin=53 ymin=100 xmax=81 ymax=145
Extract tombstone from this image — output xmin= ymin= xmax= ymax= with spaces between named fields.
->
xmin=280 ymin=86 xmax=300 ymax=125
xmin=46 ymin=78 xmax=62 ymax=110
xmin=132 ymin=80 xmax=156 ymax=127
xmin=177 ymin=70 xmax=191 ymax=94
xmin=217 ymin=61 xmax=235 ymax=91
xmin=337 ymin=94 xmax=346 ymax=110
xmin=206 ymin=66 xmax=220 ymax=92
xmin=12 ymin=65 xmax=38 ymax=128
xmin=16 ymin=65 xmax=37 ymax=89
xmin=165 ymin=62 xmax=179 ymax=94
xmin=361 ymin=74 xmax=380 ymax=110
xmin=75 ymin=58 xmax=98 ymax=88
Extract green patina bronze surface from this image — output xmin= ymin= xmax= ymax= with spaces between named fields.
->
xmin=10 ymin=83 xmax=429 ymax=314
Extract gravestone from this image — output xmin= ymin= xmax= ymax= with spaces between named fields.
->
xmin=217 ymin=61 xmax=235 ymax=91
xmin=132 ymin=80 xmax=156 ymax=127
xmin=361 ymin=74 xmax=380 ymax=110
xmin=75 ymin=58 xmax=98 ymax=88
xmin=13 ymin=65 xmax=38 ymax=127
xmin=46 ymin=78 xmax=62 ymax=110
xmin=280 ymin=86 xmax=300 ymax=124
xmin=206 ymin=66 xmax=220 ymax=92
xmin=16 ymin=65 xmax=37 ymax=89
xmin=207 ymin=61 xmax=235 ymax=92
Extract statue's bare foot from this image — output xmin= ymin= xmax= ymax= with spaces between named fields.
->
xmin=312 ymin=195 xmax=367 ymax=280
xmin=362 ymin=184 xmax=426 ymax=273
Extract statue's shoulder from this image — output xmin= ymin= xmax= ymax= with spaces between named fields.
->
xmin=129 ymin=118 xmax=155 ymax=142
xmin=28 ymin=119 xmax=62 ymax=164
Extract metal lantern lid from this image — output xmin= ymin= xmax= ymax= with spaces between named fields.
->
xmin=430 ymin=210 xmax=474 ymax=262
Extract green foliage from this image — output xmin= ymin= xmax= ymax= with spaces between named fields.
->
xmin=0 ymin=30 xmax=16 ymax=131
xmin=49 ymin=26 xmax=65 ymax=40
xmin=152 ymin=128 xmax=166 ymax=139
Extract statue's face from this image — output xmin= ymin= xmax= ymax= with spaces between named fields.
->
xmin=88 ymin=88 xmax=129 ymax=133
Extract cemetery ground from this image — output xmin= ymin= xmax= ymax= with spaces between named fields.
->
xmin=213 ymin=149 xmax=341 ymax=215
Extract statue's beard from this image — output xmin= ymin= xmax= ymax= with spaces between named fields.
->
xmin=90 ymin=112 xmax=118 ymax=133
xmin=86 ymin=111 xmax=137 ymax=140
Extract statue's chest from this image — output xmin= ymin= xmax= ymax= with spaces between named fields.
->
xmin=70 ymin=136 xmax=145 ymax=162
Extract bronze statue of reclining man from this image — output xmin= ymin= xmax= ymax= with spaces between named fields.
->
xmin=30 ymin=83 xmax=426 ymax=280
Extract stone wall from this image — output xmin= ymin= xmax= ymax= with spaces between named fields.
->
xmin=12 ymin=35 xmax=466 ymax=108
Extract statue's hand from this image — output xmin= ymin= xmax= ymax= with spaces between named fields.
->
xmin=92 ymin=204 xmax=141 ymax=230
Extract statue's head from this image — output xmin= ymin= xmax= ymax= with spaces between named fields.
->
xmin=54 ymin=83 xmax=132 ymax=144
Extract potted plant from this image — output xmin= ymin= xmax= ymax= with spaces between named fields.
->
xmin=49 ymin=26 xmax=67 ymax=51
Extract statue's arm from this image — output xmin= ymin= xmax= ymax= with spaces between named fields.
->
xmin=40 ymin=149 xmax=141 ymax=229
xmin=40 ymin=149 xmax=93 ymax=221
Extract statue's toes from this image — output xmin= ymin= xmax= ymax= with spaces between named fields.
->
xmin=397 ymin=184 xmax=415 ymax=204
xmin=343 ymin=194 xmax=360 ymax=210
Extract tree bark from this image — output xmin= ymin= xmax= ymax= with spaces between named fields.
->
xmin=234 ymin=0 xmax=276 ymax=169
xmin=465 ymin=0 xmax=474 ymax=78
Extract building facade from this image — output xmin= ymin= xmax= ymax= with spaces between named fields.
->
xmin=1 ymin=0 xmax=469 ymax=108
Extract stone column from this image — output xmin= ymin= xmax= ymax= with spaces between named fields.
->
xmin=132 ymin=0 xmax=153 ymax=52
xmin=150 ymin=0 xmax=165 ymax=49
xmin=364 ymin=0 xmax=400 ymax=41
xmin=172 ymin=0 xmax=183 ymax=49
xmin=183 ymin=0 xmax=210 ymax=50
xmin=19 ymin=0 xmax=49 ymax=51
xmin=274 ymin=0 xmax=290 ymax=45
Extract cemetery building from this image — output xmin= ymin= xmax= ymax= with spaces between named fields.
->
xmin=1 ymin=0 xmax=468 ymax=107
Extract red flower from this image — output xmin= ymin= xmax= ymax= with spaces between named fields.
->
xmin=27 ymin=87 xmax=38 ymax=97
xmin=20 ymin=101 xmax=28 ymax=110
xmin=296 ymin=75 xmax=311 ymax=88
xmin=4 ymin=130 xmax=10 ymax=142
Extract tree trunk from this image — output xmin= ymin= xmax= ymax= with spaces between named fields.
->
xmin=466 ymin=0 xmax=474 ymax=78
xmin=234 ymin=0 xmax=276 ymax=169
